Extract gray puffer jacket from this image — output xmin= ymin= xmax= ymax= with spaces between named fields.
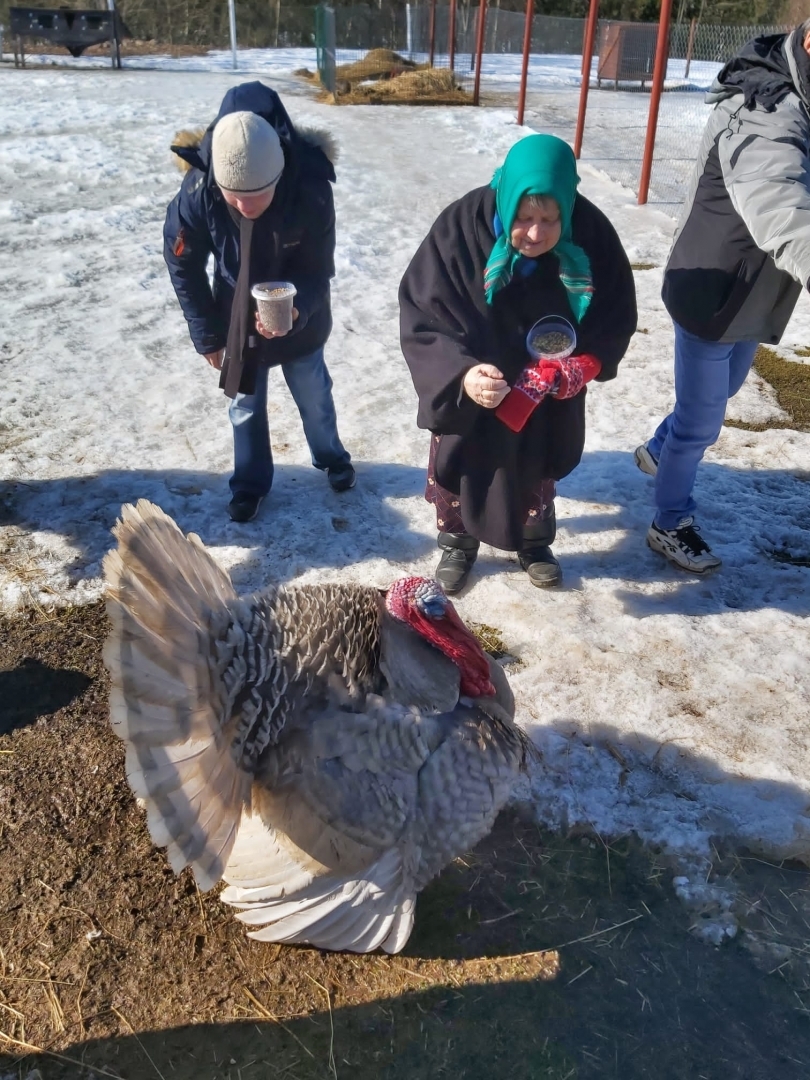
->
xmin=662 ymin=26 xmax=810 ymax=344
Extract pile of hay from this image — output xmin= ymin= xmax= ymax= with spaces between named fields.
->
xmin=334 ymin=66 xmax=470 ymax=106
xmin=335 ymin=47 xmax=418 ymax=85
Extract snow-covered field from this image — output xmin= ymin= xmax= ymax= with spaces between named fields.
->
xmin=2 ymin=50 xmax=809 ymax=929
xmin=3 ymin=45 xmax=719 ymax=208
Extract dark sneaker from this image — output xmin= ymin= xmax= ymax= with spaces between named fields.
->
xmin=647 ymin=517 xmax=721 ymax=573
xmin=227 ymin=493 xmax=263 ymax=523
xmin=634 ymin=442 xmax=658 ymax=477
xmin=328 ymin=464 xmax=356 ymax=492
xmin=435 ymin=532 xmax=480 ymax=594
xmin=518 ymin=546 xmax=562 ymax=588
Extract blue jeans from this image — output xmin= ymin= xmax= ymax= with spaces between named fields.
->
xmin=648 ymin=323 xmax=758 ymax=530
xmin=228 ymin=348 xmax=350 ymax=496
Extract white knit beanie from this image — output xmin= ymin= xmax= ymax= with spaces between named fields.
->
xmin=212 ymin=111 xmax=285 ymax=195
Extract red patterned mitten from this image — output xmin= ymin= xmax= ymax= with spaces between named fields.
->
xmin=495 ymin=361 xmax=560 ymax=432
xmin=552 ymin=354 xmax=602 ymax=400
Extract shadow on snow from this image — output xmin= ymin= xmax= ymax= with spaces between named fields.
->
xmin=1 ymin=448 xmax=809 ymax=614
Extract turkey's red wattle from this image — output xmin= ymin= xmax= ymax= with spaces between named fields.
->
xmin=407 ymin=603 xmax=495 ymax=699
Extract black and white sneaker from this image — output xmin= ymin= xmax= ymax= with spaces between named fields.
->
xmin=646 ymin=517 xmax=721 ymax=573
xmin=634 ymin=442 xmax=658 ymax=477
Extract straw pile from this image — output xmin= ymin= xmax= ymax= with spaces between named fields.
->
xmin=333 ymin=66 xmax=470 ymax=106
xmin=335 ymin=48 xmax=419 ymax=85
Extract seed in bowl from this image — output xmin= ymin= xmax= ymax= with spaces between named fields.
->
xmin=531 ymin=330 xmax=573 ymax=355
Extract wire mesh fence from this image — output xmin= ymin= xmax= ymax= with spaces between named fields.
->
xmin=459 ymin=10 xmax=585 ymax=57
xmin=643 ymin=21 xmax=790 ymax=209
xmin=457 ymin=9 xmax=792 ymax=214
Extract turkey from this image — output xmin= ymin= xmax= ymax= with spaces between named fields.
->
xmin=103 ymin=500 xmax=528 ymax=954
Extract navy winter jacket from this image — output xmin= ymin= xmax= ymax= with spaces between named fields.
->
xmin=163 ymin=82 xmax=337 ymax=364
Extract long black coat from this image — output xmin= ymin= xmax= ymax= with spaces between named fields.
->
xmin=399 ymin=185 xmax=637 ymax=550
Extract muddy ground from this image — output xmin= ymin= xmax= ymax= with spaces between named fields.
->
xmin=2 ymin=603 xmax=810 ymax=1080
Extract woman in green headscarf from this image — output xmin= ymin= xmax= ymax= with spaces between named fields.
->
xmin=399 ymin=133 xmax=637 ymax=594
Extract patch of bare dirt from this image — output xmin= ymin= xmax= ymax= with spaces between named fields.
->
xmin=2 ymin=604 xmax=810 ymax=1078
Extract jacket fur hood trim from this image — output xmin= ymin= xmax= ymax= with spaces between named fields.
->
xmin=171 ymin=125 xmax=338 ymax=174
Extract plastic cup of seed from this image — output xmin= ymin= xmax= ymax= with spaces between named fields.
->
xmin=251 ymin=282 xmax=298 ymax=334
xmin=526 ymin=315 xmax=577 ymax=360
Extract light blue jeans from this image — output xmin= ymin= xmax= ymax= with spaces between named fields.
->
xmin=648 ymin=323 xmax=758 ymax=530
xmin=228 ymin=348 xmax=350 ymax=496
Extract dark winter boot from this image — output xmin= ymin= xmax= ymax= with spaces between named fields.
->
xmin=519 ymin=506 xmax=562 ymax=588
xmin=435 ymin=532 xmax=480 ymax=595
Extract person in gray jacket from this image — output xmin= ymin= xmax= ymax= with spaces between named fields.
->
xmin=636 ymin=19 xmax=810 ymax=573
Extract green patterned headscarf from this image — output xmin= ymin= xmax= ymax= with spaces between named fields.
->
xmin=483 ymin=134 xmax=593 ymax=321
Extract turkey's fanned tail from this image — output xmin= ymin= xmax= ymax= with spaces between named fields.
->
xmin=103 ymin=500 xmax=250 ymax=891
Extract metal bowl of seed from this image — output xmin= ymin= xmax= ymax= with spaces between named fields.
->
xmin=526 ymin=315 xmax=577 ymax=360
xmin=251 ymin=281 xmax=298 ymax=334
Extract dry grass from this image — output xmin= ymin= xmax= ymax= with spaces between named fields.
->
xmin=333 ymin=67 xmax=470 ymax=106
xmin=309 ymin=51 xmax=470 ymax=106
xmin=468 ymin=621 xmax=511 ymax=661
xmin=724 ymin=344 xmax=810 ymax=433
xmin=334 ymin=48 xmax=418 ymax=85
xmin=753 ymin=345 xmax=810 ymax=427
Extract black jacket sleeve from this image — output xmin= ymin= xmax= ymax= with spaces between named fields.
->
xmin=163 ymin=177 xmax=227 ymax=355
xmin=399 ymin=195 xmax=494 ymax=436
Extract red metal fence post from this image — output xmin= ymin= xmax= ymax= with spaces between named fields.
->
xmin=473 ymin=0 xmax=488 ymax=104
xmin=638 ymin=0 xmax=674 ymax=204
xmin=428 ymin=0 xmax=437 ymax=68
xmin=684 ymin=15 xmax=696 ymax=78
xmin=449 ymin=0 xmax=457 ymax=71
xmin=574 ymin=0 xmax=599 ymax=159
xmin=516 ymin=0 xmax=534 ymax=127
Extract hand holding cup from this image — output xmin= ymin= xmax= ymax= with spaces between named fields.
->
xmin=252 ymin=282 xmax=298 ymax=339
xmin=256 ymin=307 xmax=299 ymax=339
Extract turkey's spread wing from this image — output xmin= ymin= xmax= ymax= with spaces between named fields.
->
xmin=410 ymin=702 xmax=526 ymax=891
xmin=219 ymin=700 xmax=447 ymax=954
xmin=220 ymin=700 xmax=524 ymax=955
xmin=267 ymin=699 xmax=442 ymax=854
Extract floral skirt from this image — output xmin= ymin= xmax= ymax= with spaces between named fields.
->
xmin=425 ymin=434 xmax=556 ymax=535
